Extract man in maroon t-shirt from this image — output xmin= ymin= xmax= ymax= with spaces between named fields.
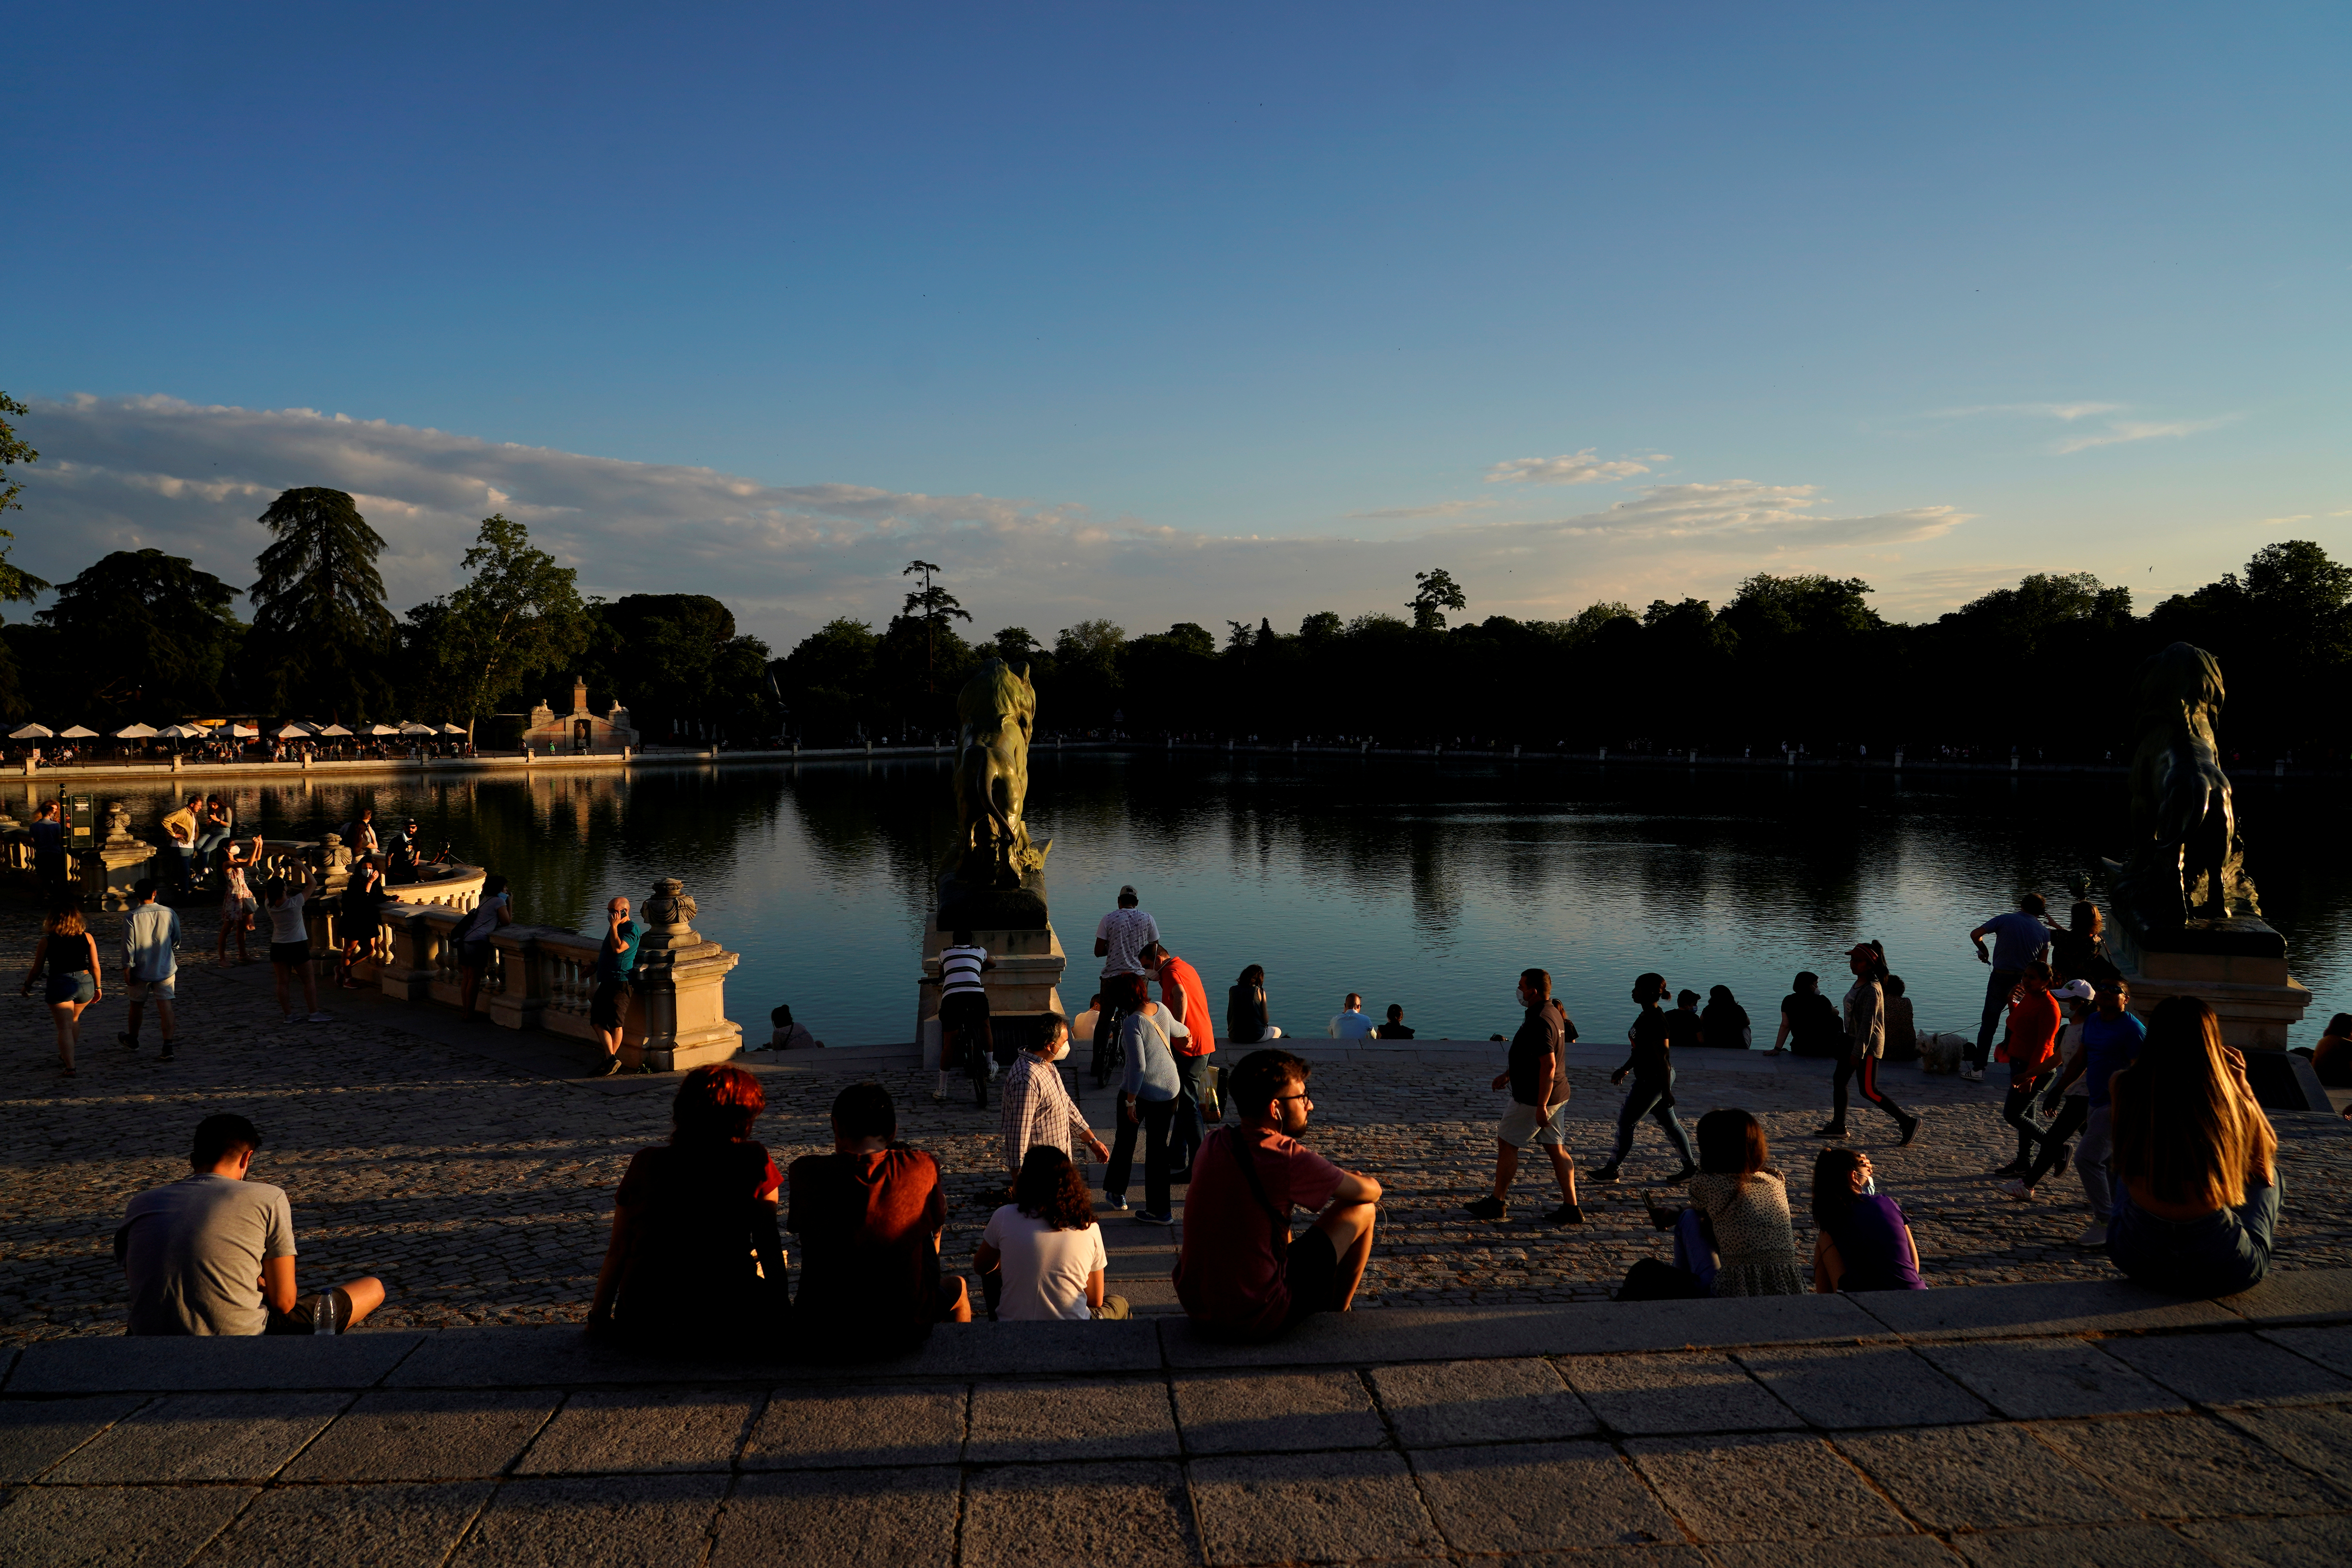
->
xmin=788 ymin=1082 xmax=972 ymax=1356
xmin=1141 ymin=941 xmax=1217 ymax=1173
xmin=1175 ymin=1048 xmax=1381 ymax=1340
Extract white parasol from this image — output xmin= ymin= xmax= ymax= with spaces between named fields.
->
xmin=8 ymin=724 xmax=53 ymax=739
xmin=59 ymin=725 xmax=99 ymax=738
xmin=273 ymin=723 xmax=312 ymax=739
xmin=111 ymin=723 xmax=160 ymax=739
xmin=439 ymin=723 xmax=468 ymax=735
xmin=365 ymin=723 xmax=401 ymax=736
xmin=398 ymin=722 xmax=437 ymax=735
xmin=315 ymin=723 xmax=354 ymax=737
xmin=230 ymin=724 xmax=259 ymax=738
xmin=154 ymin=723 xmax=206 ymax=739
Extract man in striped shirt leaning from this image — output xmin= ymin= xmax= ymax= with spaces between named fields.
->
xmin=933 ymin=929 xmax=997 ymax=1104
xmin=999 ymin=1014 xmax=1108 ymax=1193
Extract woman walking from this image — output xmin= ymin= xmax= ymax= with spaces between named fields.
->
xmin=2106 ymin=996 xmax=2279 ymax=1296
xmin=1818 ymin=943 xmax=1921 ymax=1144
xmin=20 ymin=901 xmax=102 ymax=1076
xmin=1105 ymin=973 xmax=1187 ymax=1223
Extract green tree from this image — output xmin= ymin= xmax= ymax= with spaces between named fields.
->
xmin=36 ymin=549 xmax=244 ymax=719
xmin=0 ymin=392 xmax=49 ymax=604
xmin=780 ymin=617 xmax=880 ymax=741
xmin=247 ymin=487 xmax=395 ymax=720
xmin=1298 ymin=611 xmax=1344 ymax=641
xmin=1410 ymin=568 xmax=1467 ymax=633
xmin=900 ymin=558 xmax=972 ymax=693
xmin=427 ymin=514 xmax=590 ymax=742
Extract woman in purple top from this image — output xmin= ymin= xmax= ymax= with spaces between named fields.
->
xmin=1810 ymin=1148 xmax=1925 ymax=1291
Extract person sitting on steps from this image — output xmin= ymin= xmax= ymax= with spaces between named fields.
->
xmin=974 ymin=1145 xmax=1129 ymax=1321
xmin=1175 ymin=1048 xmax=1381 ymax=1340
xmin=116 ymin=1113 xmax=385 ymax=1336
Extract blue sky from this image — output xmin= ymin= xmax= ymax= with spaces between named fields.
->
xmin=7 ymin=2 xmax=2347 ymax=645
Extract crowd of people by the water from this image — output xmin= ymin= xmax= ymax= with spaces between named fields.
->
xmin=38 ymin=869 xmax=2309 ymax=1348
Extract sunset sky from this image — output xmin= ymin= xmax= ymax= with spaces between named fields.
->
xmin=8 ymin=3 xmax=2347 ymax=647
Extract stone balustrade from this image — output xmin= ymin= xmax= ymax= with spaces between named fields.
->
xmin=295 ymin=873 xmax=742 ymax=1073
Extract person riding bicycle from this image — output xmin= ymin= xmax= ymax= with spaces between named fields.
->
xmin=932 ymin=929 xmax=996 ymax=1107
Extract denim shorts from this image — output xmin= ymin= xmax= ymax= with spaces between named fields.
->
xmin=44 ymin=973 xmax=96 ymax=1006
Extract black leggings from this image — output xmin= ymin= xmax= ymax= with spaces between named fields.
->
xmin=1831 ymin=1054 xmax=1909 ymax=1128
xmin=2002 ymin=1070 xmax=2055 ymax=1164
xmin=2023 ymin=1094 xmax=2090 ymax=1187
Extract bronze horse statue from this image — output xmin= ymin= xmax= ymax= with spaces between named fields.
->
xmin=2115 ymin=641 xmax=2259 ymax=929
xmin=949 ymin=657 xmax=1047 ymax=889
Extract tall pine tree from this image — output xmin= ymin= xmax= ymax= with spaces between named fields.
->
xmin=247 ymin=487 xmax=395 ymax=721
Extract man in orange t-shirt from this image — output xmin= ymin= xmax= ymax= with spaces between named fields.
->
xmin=1143 ymin=941 xmax=1215 ymax=1175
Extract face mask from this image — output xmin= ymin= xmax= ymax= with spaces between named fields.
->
xmin=1860 ymin=1175 xmax=1878 ymax=1195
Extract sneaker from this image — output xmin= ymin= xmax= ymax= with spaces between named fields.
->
xmin=1463 ymin=1195 xmax=1507 ymax=1221
xmin=1990 ymin=1159 xmax=2029 ymax=1178
xmin=1588 ymin=1165 xmax=1622 ymax=1184
xmin=283 ymin=1012 xmax=299 ymax=1025
xmin=1542 ymin=1203 xmax=1584 ymax=1225
xmin=1134 ymin=1209 xmax=1175 ymax=1226
xmin=1665 ymin=1163 xmax=1698 ymax=1184
xmin=1812 ymin=1123 xmax=1847 ymax=1138
xmin=1102 ymin=1192 xmax=1129 ymax=1211
xmin=117 ymin=1032 xmax=139 ymax=1052
xmin=1899 ymin=1116 xmax=1923 ymax=1147
xmin=2000 ymin=1179 xmax=2033 ymax=1201
xmin=1959 ymin=1066 xmax=1984 ymax=1082
xmin=2076 ymin=1217 xmax=2111 ymax=1247
xmin=594 ymin=1054 xmax=623 ymax=1078
xmin=305 ymin=1012 xmax=334 ymax=1024
xmin=159 ymin=1045 xmax=174 ymax=1061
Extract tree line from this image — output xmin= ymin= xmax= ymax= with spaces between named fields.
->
xmin=0 ymin=479 xmax=777 ymax=743
xmin=778 ymin=547 xmax=2352 ymax=764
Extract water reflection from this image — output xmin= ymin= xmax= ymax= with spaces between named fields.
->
xmin=48 ymin=760 xmax=2346 ymax=1050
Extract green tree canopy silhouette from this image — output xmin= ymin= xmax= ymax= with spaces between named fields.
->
xmin=248 ymin=487 xmax=395 ymax=720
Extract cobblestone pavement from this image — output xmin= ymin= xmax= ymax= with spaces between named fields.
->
xmin=5 ymin=903 xmax=2348 ymax=1340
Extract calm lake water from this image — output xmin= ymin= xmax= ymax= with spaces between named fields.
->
xmin=56 ymin=756 xmax=2350 ymax=1048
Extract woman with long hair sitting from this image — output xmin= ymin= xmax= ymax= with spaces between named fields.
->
xmin=2106 ymin=996 xmax=2279 ymax=1297
xmin=973 ymin=1145 xmax=1129 ymax=1320
xmin=589 ymin=1064 xmax=789 ymax=1344
xmin=1810 ymin=1147 xmax=1925 ymax=1292
xmin=1684 ymin=1108 xmax=1804 ymax=1296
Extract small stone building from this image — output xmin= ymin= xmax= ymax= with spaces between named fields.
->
xmin=522 ymin=677 xmax=637 ymax=754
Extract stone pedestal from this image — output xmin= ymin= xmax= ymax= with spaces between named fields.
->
xmin=81 ymin=803 xmax=157 ymax=912
xmin=2107 ymin=895 xmax=2313 ymax=1052
xmin=916 ymin=869 xmax=1068 ymax=1064
xmin=632 ymin=877 xmax=743 ymax=1073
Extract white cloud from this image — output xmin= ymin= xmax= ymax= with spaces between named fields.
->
xmin=1343 ymin=499 xmax=1496 ymax=520
xmin=1483 ymin=450 xmax=1661 ymax=485
xmin=2053 ymin=416 xmax=2236 ymax=455
xmin=1932 ymin=401 xmax=2124 ymax=421
xmin=9 ymin=394 xmax=1975 ymax=643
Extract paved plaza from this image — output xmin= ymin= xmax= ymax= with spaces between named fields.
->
xmin=2 ymin=1276 xmax=2350 ymax=1564
xmin=4 ymin=903 xmax=2350 ymax=1339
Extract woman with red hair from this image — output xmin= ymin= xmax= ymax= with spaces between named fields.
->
xmin=589 ymin=1064 xmax=788 ymax=1344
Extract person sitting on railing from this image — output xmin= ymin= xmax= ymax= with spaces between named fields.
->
xmin=591 ymin=894 xmax=640 ymax=1077
xmin=383 ymin=818 xmax=421 ymax=884
xmin=337 ymin=857 xmax=393 ymax=990
xmin=588 ymin=1065 xmax=787 ymax=1346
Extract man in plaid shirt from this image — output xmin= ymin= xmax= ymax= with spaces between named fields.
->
xmin=999 ymin=1014 xmax=1109 ymax=1187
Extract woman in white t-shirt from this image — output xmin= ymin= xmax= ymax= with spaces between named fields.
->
xmin=265 ymin=878 xmax=330 ymax=1024
xmin=973 ymin=1146 xmax=1129 ymax=1321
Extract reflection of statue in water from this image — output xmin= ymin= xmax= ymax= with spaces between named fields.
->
xmin=2112 ymin=641 xmax=2259 ymax=931
xmin=949 ymin=657 xmax=1050 ymax=890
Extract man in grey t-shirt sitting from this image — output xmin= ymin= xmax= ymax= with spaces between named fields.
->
xmin=115 ymin=1114 xmax=386 ymax=1336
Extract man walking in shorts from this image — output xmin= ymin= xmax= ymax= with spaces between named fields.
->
xmin=1466 ymin=969 xmax=1583 ymax=1224
xmin=119 ymin=878 xmax=181 ymax=1060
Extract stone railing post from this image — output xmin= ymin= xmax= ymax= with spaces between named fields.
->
xmin=488 ymin=928 xmax=545 ymax=1030
xmin=631 ymin=876 xmax=742 ymax=1072
xmin=376 ymin=906 xmax=441 ymax=1002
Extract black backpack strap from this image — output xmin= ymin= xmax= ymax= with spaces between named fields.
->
xmin=1225 ymin=1128 xmax=1289 ymax=1255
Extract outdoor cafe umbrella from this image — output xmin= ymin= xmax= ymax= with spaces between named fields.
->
xmin=439 ymin=723 xmax=467 ymax=735
xmin=8 ymin=724 xmax=52 ymax=740
xmin=111 ymin=723 xmax=159 ymax=740
xmin=59 ymin=726 xmax=99 ymax=738
xmin=273 ymin=723 xmax=312 ymax=739
xmin=229 ymin=724 xmax=259 ymax=739
xmin=154 ymin=724 xmax=205 ymax=739
xmin=365 ymin=723 xmax=401 ymax=736
xmin=398 ymin=722 xmax=436 ymax=735
xmin=315 ymin=724 xmax=354 ymax=737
